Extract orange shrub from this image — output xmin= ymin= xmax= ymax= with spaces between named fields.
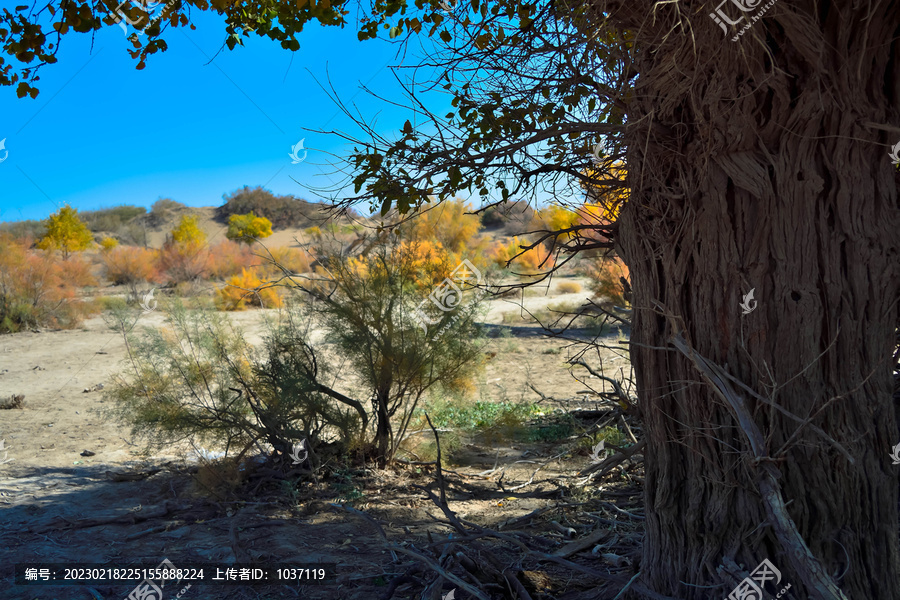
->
xmin=206 ymin=240 xmax=256 ymax=280
xmin=102 ymin=246 xmax=159 ymax=286
xmin=215 ymin=269 xmax=283 ymax=311
xmin=582 ymin=256 xmax=630 ymax=306
xmin=490 ymin=236 xmax=555 ymax=274
xmin=157 ymin=240 xmax=208 ymax=283
xmin=0 ymin=235 xmax=95 ymax=332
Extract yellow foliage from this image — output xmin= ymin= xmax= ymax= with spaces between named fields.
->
xmin=215 ymin=269 xmax=282 ymax=311
xmin=490 ymin=237 xmax=555 ymax=273
xmin=403 ymin=199 xmax=483 ymax=254
xmin=332 ymin=239 xmax=458 ymax=299
xmin=529 ymin=205 xmax=579 ymax=238
xmin=226 ymin=212 xmax=273 ymax=244
xmin=261 ymin=247 xmax=314 ymax=278
xmin=36 ymin=205 xmax=94 ymax=259
xmin=99 ymin=237 xmax=119 ymax=251
xmin=557 ymin=281 xmax=582 ymax=294
xmin=579 ymin=161 xmax=627 ymax=225
xmin=171 ymin=215 xmax=206 ymax=245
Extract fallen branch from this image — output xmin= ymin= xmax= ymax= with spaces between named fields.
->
xmin=389 ymin=544 xmax=490 ymax=600
xmin=31 ymin=501 xmax=190 ymax=534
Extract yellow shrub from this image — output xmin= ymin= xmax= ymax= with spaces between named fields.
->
xmin=261 ymin=246 xmax=314 ymax=278
xmin=216 ymin=269 xmax=282 ymax=311
xmin=403 ymin=199 xmax=482 ymax=254
xmin=99 ymin=237 xmax=119 ymax=251
xmin=490 ymin=237 xmax=555 ymax=274
xmin=557 ymin=281 xmax=582 ymax=294
xmin=171 ymin=215 xmax=206 ymax=245
xmin=226 ymin=212 xmax=273 ymax=244
xmin=529 ymin=205 xmax=579 ymax=238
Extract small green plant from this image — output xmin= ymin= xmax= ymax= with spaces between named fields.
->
xmin=496 ymin=327 xmax=521 ymax=353
xmin=576 ymin=425 xmax=627 ymax=453
xmin=421 ymin=397 xmax=539 ymax=445
xmin=330 ymin=468 xmax=364 ymax=503
xmin=520 ymin=411 xmax=577 ymax=442
xmin=104 ymin=303 xmax=364 ymax=469
xmin=94 ymin=296 xmax=129 ymax=311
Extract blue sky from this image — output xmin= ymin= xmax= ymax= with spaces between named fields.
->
xmin=0 ymin=5 xmax=442 ymax=222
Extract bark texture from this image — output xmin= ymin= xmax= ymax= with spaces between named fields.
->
xmin=609 ymin=0 xmax=900 ymax=597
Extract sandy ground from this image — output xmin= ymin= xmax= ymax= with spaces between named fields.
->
xmin=0 ymin=281 xmax=634 ymax=600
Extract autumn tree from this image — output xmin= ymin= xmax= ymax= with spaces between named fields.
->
xmin=159 ymin=215 xmax=208 ymax=283
xmin=36 ymin=205 xmax=94 ymax=259
xmin=398 ymin=198 xmax=483 ymax=254
xmin=280 ymin=239 xmax=485 ymax=468
xmin=6 ymin=1 xmax=900 ymax=599
xmin=225 ymin=212 xmax=273 ymax=245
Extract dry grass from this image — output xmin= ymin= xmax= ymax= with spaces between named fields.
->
xmin=557 ymin=281 xmax=582 ymax=294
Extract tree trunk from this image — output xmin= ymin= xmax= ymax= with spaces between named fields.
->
xmin=613 ymin=1 xmax=900 ymax=597
xmin=373 ymin=386 xmax=393 ymax=469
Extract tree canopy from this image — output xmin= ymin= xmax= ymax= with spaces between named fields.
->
xmin=36 ymin=204 xmax=94 ymax=258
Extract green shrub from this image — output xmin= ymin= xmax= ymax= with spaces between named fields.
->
xmin=104 ymin=304 xmax=363 ymax=465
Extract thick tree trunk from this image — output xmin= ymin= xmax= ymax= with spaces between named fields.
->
xmin=613 ymin=1 xmax=900 ymax=597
